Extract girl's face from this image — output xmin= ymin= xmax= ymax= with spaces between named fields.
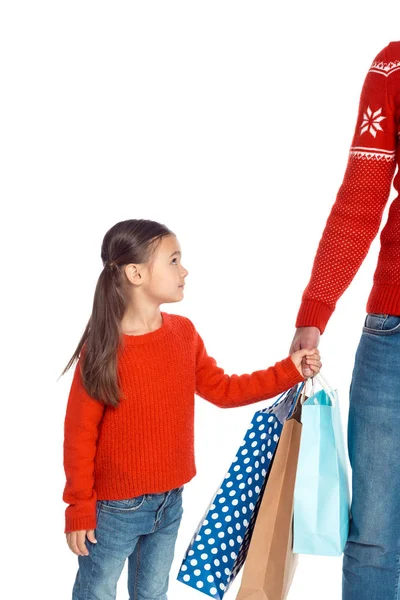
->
xmin=144 ymin=234 xmax=188 ymax=304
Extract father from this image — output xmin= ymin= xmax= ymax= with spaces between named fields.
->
xmin=289 ymin=41 xmax=400 ymax=600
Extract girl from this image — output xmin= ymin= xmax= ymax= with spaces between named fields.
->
xmin=61 ymin=218 xmax=321 ymax=600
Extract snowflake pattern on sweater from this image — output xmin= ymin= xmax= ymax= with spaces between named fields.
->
xmin=296 ymin=41 xmax=400 ymax=334
xmin=360 ymin=106 xmax=386 ymax=137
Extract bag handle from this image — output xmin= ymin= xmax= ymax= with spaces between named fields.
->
xmin=310 ymin=372 xmax=337 ymax=406
xmin=267 ymin=378 xmax=304 ymax=411
xmin=299 ymin=380 xmax=307 ymax=404
xmin=286 ymin=380 xmax=307 ymax=419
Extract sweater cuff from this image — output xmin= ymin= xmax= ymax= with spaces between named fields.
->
xmin=295 ymin=299 xmax=334 ymax=334
xmin=277 ymin=355 xmax=305 ymax=388
xmin=65 ymin=514 xmax=97 ymax=534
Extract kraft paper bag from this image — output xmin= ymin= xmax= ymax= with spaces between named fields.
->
xmin=177 ymin=384 xmax=304 ymax=599
xmin=235 ymin=384 xmax=305 ymax=600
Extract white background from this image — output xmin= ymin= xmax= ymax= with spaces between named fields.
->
xmin=2 ymin=1 xmax=399 ymax=598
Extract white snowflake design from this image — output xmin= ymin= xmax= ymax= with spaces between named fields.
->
xmin=360 ymin=106 xmax=386 ymax=137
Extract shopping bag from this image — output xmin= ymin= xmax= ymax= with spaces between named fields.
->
xmin=236 ymin=383 xmax=305 ymax=600
xmin=177 ymin=382 xmax=305 ymax=599
xmin=293 ymin=373 xmax=350 ymax=556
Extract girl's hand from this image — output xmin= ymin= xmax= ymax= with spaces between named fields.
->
xmin=290 ymin=347 xmax=322 ymax=379
xmin=66 ymin=529 xmax=97 ymax=556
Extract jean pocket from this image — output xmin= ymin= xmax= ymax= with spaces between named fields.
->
xmin=96 ymin=500 xmax=103 ymax=522
xmin=101 ymin=495 xmax=146 ymax=512
xmin=363 ymin=313 xmax=400 ymax=335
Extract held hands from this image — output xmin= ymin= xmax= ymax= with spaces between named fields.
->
xmin=66 ymin=529 xmax=97 ymax=556
xmin=64 ymin=328 xmax=322 ymax=557
xmin=289 ymin=326 xmax=321 ymax=378
xmin=290 ymin=347 xmax=322 ymax=379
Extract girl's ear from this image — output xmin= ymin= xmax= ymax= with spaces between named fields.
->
xmin=124 ymin=264 xmax=143 ymax=285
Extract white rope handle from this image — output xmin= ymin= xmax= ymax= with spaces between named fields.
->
xmin=315 ymin=372 xmax=333 ymax=391
xmin=310 ymin=372 xmax=337 ymax=406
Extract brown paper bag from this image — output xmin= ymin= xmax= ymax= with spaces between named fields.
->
xmin=236 ymin=387 xmax=304 ymax=600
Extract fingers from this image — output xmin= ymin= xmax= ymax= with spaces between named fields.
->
xmin=86 ymin=529 xmax=97 ymax=544
xmin=305 ymin=348 xmax=320 ymax=357
xmin=299 ymin=347 xmax=322 ymax=379
xmin=66 ymin=531 xmax=89 ymax=556
xmin=298 ymin=348 xmax=320 ymax=369
xmin=66 ymin=532 xmax=80 ymax=556
xmin=77 ymin=531 xmax=89 ymax=556
xmin=305 ymin=351 xmax=321 ymax=365
xmin=305 ymin=357 xmax=322 ymax=368
xmin=304 ymin=356 xmax=322 ymax=375
xmin=298 ymin=347 xmax=319 ymax=358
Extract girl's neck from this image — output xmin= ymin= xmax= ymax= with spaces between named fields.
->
xmin=120 ymin=312 xmax=171 ymax=347
xmin=121 ymin=311 xmax=163 ymax=336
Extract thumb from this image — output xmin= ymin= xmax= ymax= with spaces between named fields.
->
xmin=86 ymin=529 xmax=97 ymax=543
xmin=298 ymin=347 xmax=317 ymax=357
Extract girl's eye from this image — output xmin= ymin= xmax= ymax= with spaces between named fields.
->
xmin=172 ymin=258 xmax=178 ymax=264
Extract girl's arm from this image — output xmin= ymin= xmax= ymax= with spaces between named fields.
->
xmin=194 ymin=330 xmax=304 ymax=408
xmin=62 ymin=359 xmax=105 ymax=533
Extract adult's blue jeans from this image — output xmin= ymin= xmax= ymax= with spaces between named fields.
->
xmin=72 ymin=485 xmax=184 ymax=600
xmin=342 ymin=312 xmax=400 ymax=600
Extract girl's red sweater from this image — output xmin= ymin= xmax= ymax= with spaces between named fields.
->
xmin=62 ymin=312 xmax=304 ymax=533
xmin=296 ymin=41 xmax=400 ymax=334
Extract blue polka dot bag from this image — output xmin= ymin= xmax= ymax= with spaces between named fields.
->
xmin=177 ymin=382 xmax=305 ymax=599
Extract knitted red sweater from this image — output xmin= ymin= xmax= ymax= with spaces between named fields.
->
xmin=296 ymin=41 xmax=400 ymax=334
xmin=62 ymin=312 xmax=304 ymax=533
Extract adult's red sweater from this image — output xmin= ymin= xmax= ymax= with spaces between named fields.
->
xmin=296 ymin=41 xmax=400 ymax=334
xmin=62 ymin=312 xmax=304 ymax=533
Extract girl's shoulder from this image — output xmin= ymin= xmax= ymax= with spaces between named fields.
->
xmin=164 ymin=311 xmax=193 ymax=325
xmin=164 ymin=311 xmax=197 ymax=334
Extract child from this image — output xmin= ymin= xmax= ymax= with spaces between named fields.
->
xmin=62 ymin=218 xmax=321 ymax=600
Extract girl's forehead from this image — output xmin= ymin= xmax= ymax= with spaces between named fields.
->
xmin=159 ymin=235 xmax=181 ymax=255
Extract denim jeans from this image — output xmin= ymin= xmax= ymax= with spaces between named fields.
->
xmin=72 ymin=485 xmax=184 ymax=600
xmin=342 ymin=313 xmax=400 ymax=600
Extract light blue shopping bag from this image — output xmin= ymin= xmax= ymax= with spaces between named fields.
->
xmin=177 ymin=381 xmax=305 ymax=599
xmin=293 ymin=373 xmax=351 ymax=556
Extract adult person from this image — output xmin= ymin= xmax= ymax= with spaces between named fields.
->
xmin=289 ymin=41 xmax=400 ymax=600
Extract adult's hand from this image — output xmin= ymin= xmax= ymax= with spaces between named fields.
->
xmin=289 ymin=326 xmax=321 ymax=378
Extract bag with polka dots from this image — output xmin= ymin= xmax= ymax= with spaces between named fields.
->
xmin=177 ymin=381 xmax=305 ymax=599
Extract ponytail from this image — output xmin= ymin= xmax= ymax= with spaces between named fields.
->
xmin=59 ymin=219 xmax=174 ymax=408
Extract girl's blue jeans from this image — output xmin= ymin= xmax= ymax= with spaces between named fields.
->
xmin=72 ymin=485 xmax=184 ymax=600
xmin=342 ymin=312 xmax=400 ymax=600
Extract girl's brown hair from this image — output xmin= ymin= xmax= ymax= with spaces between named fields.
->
xmin=60 ymin=219 xmax=174 ymax=408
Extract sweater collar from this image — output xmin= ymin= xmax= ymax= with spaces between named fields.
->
xmin=120 ymin=311 xmax=172 ymax=346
